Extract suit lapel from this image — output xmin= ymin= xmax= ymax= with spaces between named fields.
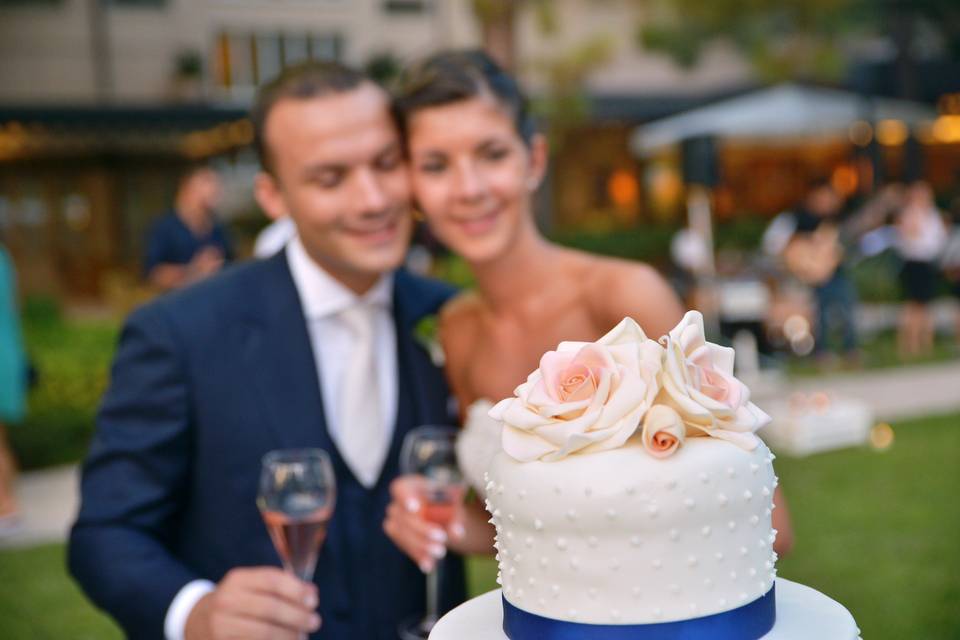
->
xmin=237 ymin=253 xmax=333 ymax=453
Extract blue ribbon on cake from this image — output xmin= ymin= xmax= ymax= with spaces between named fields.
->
xmin=502 ymin=584 xmax=776 ymax=640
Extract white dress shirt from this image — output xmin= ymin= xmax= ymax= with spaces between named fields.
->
xmin=164 ymin=236 xmax=398 ymax=640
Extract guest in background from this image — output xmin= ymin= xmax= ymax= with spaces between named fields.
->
xmin=894 ymin=181 xmax=948 ymax=359
xmin=144 ymin=164 xmax=234 ymax=291
xmin=783 ymin=179 xmax=859 ymax=365
xmin=0 ymin=242 xmax=26 ymax=530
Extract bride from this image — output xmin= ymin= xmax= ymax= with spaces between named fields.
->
xmin=382 ymin=50 xmax=792 ymax=573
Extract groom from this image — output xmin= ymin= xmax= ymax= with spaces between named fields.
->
xmin=69 ymin=62 xmax=465 ymax=639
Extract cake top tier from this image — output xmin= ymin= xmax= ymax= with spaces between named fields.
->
xmin=489 ymin=311 xmax=771 ymax=463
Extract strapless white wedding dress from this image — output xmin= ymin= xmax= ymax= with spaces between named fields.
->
xmin=454 ymin=399 xmax=502 ymax=499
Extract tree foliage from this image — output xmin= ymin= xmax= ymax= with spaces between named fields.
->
xmin=634 ymin=0 xmax=959 ymax=82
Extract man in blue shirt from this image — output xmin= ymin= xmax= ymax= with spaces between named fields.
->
xmin=144 ymin=165 xmax=234 ymax=291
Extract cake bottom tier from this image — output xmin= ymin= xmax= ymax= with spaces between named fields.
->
xmin=430 ymin=579 xmax=860 ymax=640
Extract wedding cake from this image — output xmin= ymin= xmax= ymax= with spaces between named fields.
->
xmin=482 ymin=312 xmax=779 ymax=638
xmin=431 ymin=312 xmax=859 ymax=639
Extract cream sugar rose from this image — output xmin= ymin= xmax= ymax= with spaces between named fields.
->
xmin=484 ymin=311 xmax=780 ymax=627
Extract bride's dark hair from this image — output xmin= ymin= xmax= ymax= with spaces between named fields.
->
xmin=393 ymin=49 xmax=536 ymax=147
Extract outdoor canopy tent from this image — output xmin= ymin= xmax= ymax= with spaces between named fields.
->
xmin=630 ymin=83 xmax=936 ymax=156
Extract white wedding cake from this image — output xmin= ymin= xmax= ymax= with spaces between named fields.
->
xmin=431 ymin=312 xmax=858 ymax=640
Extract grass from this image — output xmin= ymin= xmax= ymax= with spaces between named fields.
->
xmin=0 ymin=544 xmax=122 ymax=639
xmin=785 ymin=329 xmax=958 ymax=378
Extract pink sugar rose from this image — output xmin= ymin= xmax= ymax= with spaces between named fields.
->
xmin=641 ymin=404 xmax=685 ymax=458
xmin=659 ymin=311 xmax=770 ymax=449
xmin=490 ymin=318 xmax=663 ymax=462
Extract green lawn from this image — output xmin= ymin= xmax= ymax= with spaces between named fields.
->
xmin=2 ymin=415 xmax=958 ymax=639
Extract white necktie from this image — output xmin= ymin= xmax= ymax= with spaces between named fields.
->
xmin=338 ymin=303 xmax=385 ymax=488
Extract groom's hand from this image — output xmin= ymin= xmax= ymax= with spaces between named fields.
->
xmin=384 ymin=475 xmax=465 ymax=573
xmin=184 ymin=567 xmax=320 ymax=640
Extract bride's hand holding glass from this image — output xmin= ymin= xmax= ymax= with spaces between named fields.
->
xmin=383 ymin=474 xmax=467 ymax=573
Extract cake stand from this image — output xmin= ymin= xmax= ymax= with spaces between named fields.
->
xmin=430 ymin=579 xmax=860 ymax=640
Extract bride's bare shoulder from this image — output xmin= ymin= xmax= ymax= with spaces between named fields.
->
xmin=438 ymin=291 xmax=484 ymax=353
xmin=572 ymin=251 xmax=685 ymax=337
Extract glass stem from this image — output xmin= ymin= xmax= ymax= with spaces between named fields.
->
xmin=426 ymin=559 xmax=441 ymax=625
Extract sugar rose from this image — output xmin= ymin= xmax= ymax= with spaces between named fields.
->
xmin=490 ymin=318 xmax=663 ymax=462
xmin=641 ymin=404 xmax=685 ymax=458
xmin=659 ymin=311 xmax=770 ymax=449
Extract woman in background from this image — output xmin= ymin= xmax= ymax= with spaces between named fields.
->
xmin=382 ymin=50 xmax=793 ymax=572
xmin=895 ymin=181 xmax=948 ymax=359
xmin=0 ymin=242 xmax=27 ymax=531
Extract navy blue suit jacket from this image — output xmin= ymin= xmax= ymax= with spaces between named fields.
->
xmin=69 ymin=253 xmax=465 ymax=639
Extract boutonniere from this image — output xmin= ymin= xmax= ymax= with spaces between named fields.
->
xmin=414 ymin=314 xmax=445 ymax=367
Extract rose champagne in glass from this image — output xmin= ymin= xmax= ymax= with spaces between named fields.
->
xmin=398 ymin=426 xmax=465 ymax=640
xmin=257 ymin=449 xmax=336 ymax=638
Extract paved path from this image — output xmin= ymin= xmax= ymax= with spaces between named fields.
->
xmin=2 ymin=359 xmax=959 ymax=550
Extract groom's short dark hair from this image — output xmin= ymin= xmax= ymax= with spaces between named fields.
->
xmin=252 ymin=61 xmax=370 ymax=175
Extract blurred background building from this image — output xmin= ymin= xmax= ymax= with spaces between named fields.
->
xmin=1 ymin=0 xmax=959 ymax=303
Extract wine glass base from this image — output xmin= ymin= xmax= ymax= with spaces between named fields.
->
xmin=398 ymin=614 xmax=438 ymax=640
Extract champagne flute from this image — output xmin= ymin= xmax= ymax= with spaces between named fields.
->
xmin=398 ymin=426 xmax=466 ymax=640
xmin=257 ymin=449 xmax=336 ymax=639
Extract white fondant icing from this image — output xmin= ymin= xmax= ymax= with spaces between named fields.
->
xmin=486 ymin=437 xmax=777 ymax=624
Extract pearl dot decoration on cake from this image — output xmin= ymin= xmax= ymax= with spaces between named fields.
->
xmin=750 ymin=462 xmax=760 ymax=474
xmin=486 ymin=431 xmax=779 ymax=626
xmin=726 ymin=467 xmax=736 ymax=478
xmin=518 ymin=489 xmax=527 ymax=499
xmin=743 ymin=489 xmax=753 ymax=501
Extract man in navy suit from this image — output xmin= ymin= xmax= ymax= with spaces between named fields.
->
xmin=69 ymin=62 xmax=465 ymax=640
